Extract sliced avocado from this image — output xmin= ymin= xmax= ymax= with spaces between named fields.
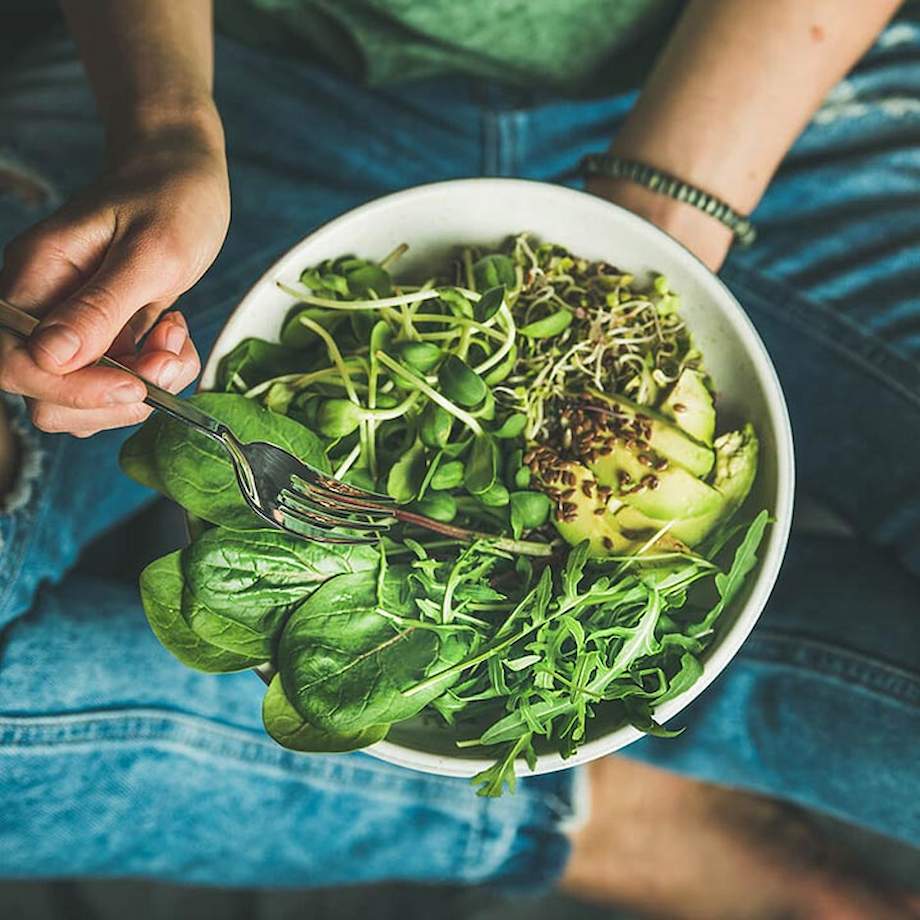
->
xmin=612 ymin=424 xmax=759 ymax=546
xmin=533 ymin=457 xmax=633 ymax=556
xmin=585 ymin=390 xmax=714 ymax=477
xmin=589 ymin=441 xmax=723 ymax=521
xmin=661 ymin=369 xmax=716 ymax=446
xmin=532 ymin=455 xmax=685 ymax=558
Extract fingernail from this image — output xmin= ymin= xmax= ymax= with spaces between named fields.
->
xmin=32 ymin=325 xmax=81 ymax=366
xmin=165 ymin=322 xmax=186 ymax=355
xmin=110 ymin=382 xmax=145 ymax=405
xmin=158 ymin=358 xmax=182 ymax=388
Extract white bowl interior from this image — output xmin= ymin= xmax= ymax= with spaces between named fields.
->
xmin=202 ymin=179 xmax=794 ymax=779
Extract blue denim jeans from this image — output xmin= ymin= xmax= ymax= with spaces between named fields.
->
xmin=1 ymin=20 xmax=919 ymax=885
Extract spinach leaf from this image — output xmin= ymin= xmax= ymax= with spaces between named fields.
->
xmin=120 ymin=393 xmax=329 ymax=529
xmin=139 ymin=551 xmax=264 ymax=673
xmin=279 ymin=568 xmax=471 ymax=735
xmin=180 ymin=583 xmax=276 ymax=659
xmin=262 ymin=674 xmax=388 ymax=752
xmin=184 ymin=526 xmax=378 ymax=620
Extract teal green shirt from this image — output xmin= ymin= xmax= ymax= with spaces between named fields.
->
xmin=215 ymin=0 xmax=680 ymax=94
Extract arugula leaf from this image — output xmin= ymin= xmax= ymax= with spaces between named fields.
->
xmin=120 ymin=393 xmax=330 ymax=529
xmin=658 ymin=652 xmax=704 ymax=703
xmin=471 ymin=734 xmax=532 ymax=797
xmin=688 ymin=510 xmax=771 ymax=637
xmin=474 ymin=590 xmax=663 ymax=746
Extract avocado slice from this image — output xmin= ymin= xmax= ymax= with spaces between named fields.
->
xmin=531 ymin=454 xmax=686 ymax=558
xmin=588 ymin=440 xmax=723 ymax=521
xmin=612 ymin=424 xmax=759 ymax=547
xmin=661 ymin=369 xmax=716 ymax=446
xmin=585 ymin=390 xmax=714 ymax=477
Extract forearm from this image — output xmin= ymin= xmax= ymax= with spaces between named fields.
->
xmin=593 ymin=0 xmax=901 ymax=267
xmin=59 ymin=0 xmax=221 ymax=157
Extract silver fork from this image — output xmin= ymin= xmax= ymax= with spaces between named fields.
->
xmin=0 ymin=298 xmax=397 ymax=544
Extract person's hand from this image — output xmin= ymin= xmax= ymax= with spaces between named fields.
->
xmin=587 ymin=176 xmax=734 ymax=273
xmin=0 ymin=116 xmax=229 ymax=437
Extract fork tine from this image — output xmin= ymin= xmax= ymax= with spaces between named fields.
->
xmin=291 ymin=466 xmax=396 ymax=506
xmin=280 ymin=489 xmax=394 ymax=532
xmin=275 ymin=503 xmax=383 ymax=544
xmin=289 ymin=475 xmax=396 ymax=512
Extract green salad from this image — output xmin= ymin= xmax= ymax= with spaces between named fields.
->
xmin=121 ymin=235 xmax=768 ymax=796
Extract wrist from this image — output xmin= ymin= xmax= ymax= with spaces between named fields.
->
xmin=106 ymin=95 xmax=225 ymax=166
xmin=587 ymin=175 xmax=733 ymax=272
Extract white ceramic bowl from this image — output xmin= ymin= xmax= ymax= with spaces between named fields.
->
xmin=201 ymin=178 xmax=794 ymax=779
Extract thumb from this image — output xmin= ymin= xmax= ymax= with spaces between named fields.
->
xmin=28 ymin=232 xmax=182 ymax=373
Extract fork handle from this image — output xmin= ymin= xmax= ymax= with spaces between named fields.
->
xmin=0 ymin=298 xmax=224 ymax=439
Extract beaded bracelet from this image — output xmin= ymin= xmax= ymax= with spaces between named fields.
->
xmin=580 ymin=153 xmax=757 ymax=247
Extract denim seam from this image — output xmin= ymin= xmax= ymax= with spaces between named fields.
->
xmin=723 ymin=263 xmax=920 ymax=410
xmin=740 ymin=629 xmax=920 ymax=707
xmin=0 ymin=708 xmax=553 ymax=818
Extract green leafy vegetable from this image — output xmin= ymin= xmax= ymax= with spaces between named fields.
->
xmin=216 ymin=338 xmax=305 ymax=393
xmin=279 ymin=568 xmax=472 ymax=734
xmin=438 ymin=355 xmax=488 ymax=408
xmin=262 ymin=674 xmax=388 ymax=752
xmin=184 ymin=526 xmax=378 ymax=618
xmin=139 ymin=551 xmax=264 ymax=672
xmin=120 ymin=393 xmax=329 ymax=529
xmin=464 ymin=434 xmax=499 ymax=496
xmin=473 ymin=254 xmax=516 ymax=291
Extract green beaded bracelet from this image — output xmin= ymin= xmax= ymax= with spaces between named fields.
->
xmin=580 ymin=153 xmax=757 ymax=247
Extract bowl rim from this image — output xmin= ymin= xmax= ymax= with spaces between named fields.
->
xmin=202 ymin=177 xmax=795 ymax=779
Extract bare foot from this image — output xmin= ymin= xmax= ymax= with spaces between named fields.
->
xmin=561 ymin=756 xmax=916 ymax=920
xmin=0 ymin=399 xmax=19 ymax=500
